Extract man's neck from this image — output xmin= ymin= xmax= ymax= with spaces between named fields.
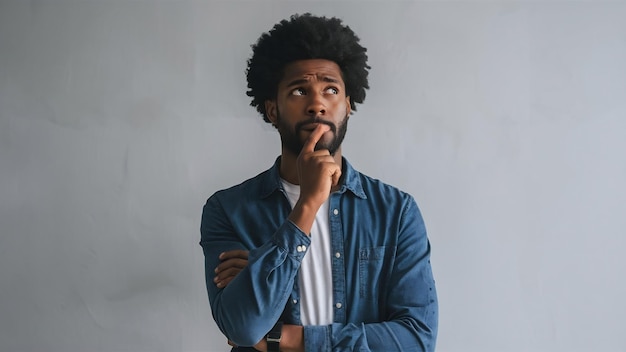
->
xmin=279 ymin=147 xmax=343 ymax=185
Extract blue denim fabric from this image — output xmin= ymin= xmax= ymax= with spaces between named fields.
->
xmin=200 ymin=157 xmax=438 ymax=351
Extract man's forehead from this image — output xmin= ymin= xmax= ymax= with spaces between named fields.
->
xmin=280 ymin=59 xmax=345 ymax=85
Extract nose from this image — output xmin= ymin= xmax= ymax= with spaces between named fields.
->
xmin=306 ymin=92 xmax=326 ymax=116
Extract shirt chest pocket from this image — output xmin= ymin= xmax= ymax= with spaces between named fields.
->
xmin=359 ymin=246 xmax=394 ymax=300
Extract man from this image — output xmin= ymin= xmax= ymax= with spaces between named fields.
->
xmin=200 ymin=13 xmax=438 ymax=352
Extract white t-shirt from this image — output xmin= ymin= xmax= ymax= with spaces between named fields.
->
xmin=281 ymin=179 xmax=334 ymax=326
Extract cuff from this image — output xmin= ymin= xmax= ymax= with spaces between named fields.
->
xmin=303 ymin=325 xmax=331 ymax=351
xmin=271 ymin=220 xmax=311 ymax=262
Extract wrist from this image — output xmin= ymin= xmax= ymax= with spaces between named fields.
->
xmin=287 ymin=201 xmax=319 ymax=235
xmin=279 ymin=324 xmax=304 ymax=352
xmin=266 ymin=321 xmax=283 ymax=352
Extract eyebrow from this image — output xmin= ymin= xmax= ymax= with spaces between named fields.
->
xmin=285 ymin=76 xmax=340 ymax=88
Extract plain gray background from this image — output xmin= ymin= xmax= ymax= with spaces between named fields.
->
xmin=1 ymin=1 xmax=625 ymax=351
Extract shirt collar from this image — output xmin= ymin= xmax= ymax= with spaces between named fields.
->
xmin=259 ymin=156 xmax=367 ymax=200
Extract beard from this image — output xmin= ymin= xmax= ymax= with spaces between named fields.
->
xmin=275 ymin=110 xmax=348 ymax=156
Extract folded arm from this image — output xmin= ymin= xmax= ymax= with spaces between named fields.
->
xmin=303 ymin=197 xmax=438 ymax=351
xmin=200 ymin=196 xmax=310 ymax=347
xmin=213 ymin=197 xmax=438 ymax=351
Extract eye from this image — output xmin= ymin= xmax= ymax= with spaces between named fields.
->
xmin=325 ymin=87 xmax=339 ymax=95
xmin=290 ymin=88 xmax=306 ymax=96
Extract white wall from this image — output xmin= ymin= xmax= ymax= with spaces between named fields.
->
xmin=1 ymin=1 xmax=625 ymax=351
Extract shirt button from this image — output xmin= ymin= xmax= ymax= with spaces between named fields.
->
xmin=335 ymin=252 xmax=341 ymax=258
xmin=297 ymin=245 xmax=307 ymax=252
xmin=293 ymin=299 xmax=298 ymax=304
xmin=333 ymin=209 xmax=339 ymax=215
xmin=335 ymin=302 xmax=342 ymax=309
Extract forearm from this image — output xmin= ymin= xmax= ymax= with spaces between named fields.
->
xmin=202 ymin=218 xmax=310 ymax=346
xmin=304 ymin=314 xmax=437 ymax=352
xmin=287 ymin=199 xmax=322 ymax=236
xmin=279 ymin=324 xmax=305 ymax=352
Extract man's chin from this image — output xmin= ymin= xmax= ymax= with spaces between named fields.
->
xmin=315 ymin=142 xmax=340 ymax=156
xmin=313 ymin=142 xmax=332 ymax=152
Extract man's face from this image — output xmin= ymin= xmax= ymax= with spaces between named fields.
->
xmin=265 ymin=59 xmax=351 ymax=156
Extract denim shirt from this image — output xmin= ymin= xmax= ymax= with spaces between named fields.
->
xmin=200 ymin=157 xmax=438 ymax=351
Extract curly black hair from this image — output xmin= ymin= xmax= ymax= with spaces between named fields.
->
xmin=246 ymin=13 xmax=370 ymax=123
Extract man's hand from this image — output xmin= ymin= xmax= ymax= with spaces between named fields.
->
xmin=287 ymin=124 xmax=342 ymax=235
xmin=296 ymin=123 xmax=342 ymax=207
xmin=214 ymin=249 xmax=249 ymax=288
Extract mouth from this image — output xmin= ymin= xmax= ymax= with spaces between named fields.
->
xmin=298 ymin=120 xmax=335 ymax=133
xmin=300 ymin=123 xmax=322 ymax=132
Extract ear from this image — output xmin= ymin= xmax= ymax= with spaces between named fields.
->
xmin=345 ymin=96 xmax=352 ymax=117
xmin=265 ymin=100 xmax=278 ymax=126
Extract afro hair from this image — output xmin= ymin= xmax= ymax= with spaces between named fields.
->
xmin=246 ymin=13 xmax=370 ymax=123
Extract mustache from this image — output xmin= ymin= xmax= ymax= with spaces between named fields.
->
xmin=295 ymin=118 xmax=336 ymax=133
